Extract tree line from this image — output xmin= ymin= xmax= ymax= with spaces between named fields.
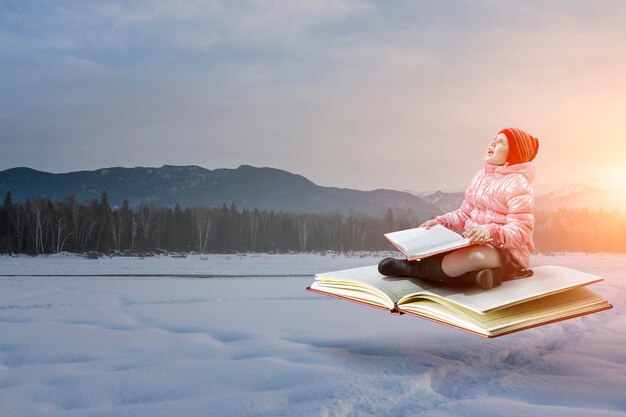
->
xmin=534 ymin=207 xmax=626 ymax=253
xmin=0 ymin=191 xmax=624 ymax=255
xmin=0 ymin=191 xmax=417 ymax=254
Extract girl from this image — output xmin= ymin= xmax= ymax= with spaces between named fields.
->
xmin=378 ymin=128 xmax=539 ymax=290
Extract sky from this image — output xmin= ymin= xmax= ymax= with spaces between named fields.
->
xmin=2 ymin=0 xmax=626 ymax=193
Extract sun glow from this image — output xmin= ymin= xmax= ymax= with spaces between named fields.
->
xmin=602 ymin=168 xmax=626 ymax=211
xmin=600 ymin=167 xmax=626 ymax=189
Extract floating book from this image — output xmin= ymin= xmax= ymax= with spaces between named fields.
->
xmin=306 ymin=265 xmax=612 ymax=338
xmin=384 ymin=224 xmax=478 ymax=261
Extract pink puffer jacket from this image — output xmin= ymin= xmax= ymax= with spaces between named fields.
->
xmin=434 ymin=161 xmax=536 ymax=269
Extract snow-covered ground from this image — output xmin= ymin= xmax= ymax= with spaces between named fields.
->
xmin=0 ymin=252 xmax=624 ymax=417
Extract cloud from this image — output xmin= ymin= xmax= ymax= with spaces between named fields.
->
xmin=1 ymin=1 xmax=626 ymax=192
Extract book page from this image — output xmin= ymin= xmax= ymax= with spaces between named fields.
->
xmin=384 ymin=225 xmax=470 ymax=259
xmin=313 ymin=265 xmax=440 ymax=305
xmin=399 ymin=287 xmax=610 ymax=336
xmin=314 ymin=264 xmax=604 ymax=314
xmin=472 ymin=287 xmax=608 ymax=332
xmin=397 ymin=264 xmax=604 ymax=313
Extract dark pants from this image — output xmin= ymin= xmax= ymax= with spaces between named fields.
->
xmin=384 ymin=248 xmax=532 ymax=283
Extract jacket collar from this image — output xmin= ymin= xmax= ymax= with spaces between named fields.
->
xmin=484 ymin=161 xmax=536 ymax=183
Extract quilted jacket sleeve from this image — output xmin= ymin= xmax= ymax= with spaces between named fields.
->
xmin=434 ymin=172 xmax=478 ymax=232
xmin=485 ymin=175 xmax=534 ymax=249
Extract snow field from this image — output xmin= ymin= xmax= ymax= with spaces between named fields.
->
xmin=0 ymin=252 xmax=624 ymax=417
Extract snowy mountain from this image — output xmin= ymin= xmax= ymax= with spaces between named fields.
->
xmin=404 ymin=190 xmax=465 ymax=213
xmin=533 ymin=181 xmax=590 ymax=199
xmin=0 ymin=165 xmax=443 ymax=218
xmin=535 ymin=183 xmax=626 ymax=212
xmin=2 ymin=165 xmax=623 ymax=216
xmin=411 ymin=181 xmax=626 ymax=213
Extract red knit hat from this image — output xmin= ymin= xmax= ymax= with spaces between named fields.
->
xmin=499 ymin=128 xmax=539 ymax=165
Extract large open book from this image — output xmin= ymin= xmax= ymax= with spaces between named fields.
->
xmin=384 ymin=224 xmax=476 ymax=261
xmin=306 ymin=265 xmax=612 ymax=338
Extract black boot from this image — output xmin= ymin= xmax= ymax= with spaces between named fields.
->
xmin=378 ymin=257 xmax=418 ymax=277
xmin=378 ymin=256 xmax=503 ymax=290
xmin=473 ymin=267 xmax=503 ymax=290
xmin=378 ymin=255 xmax=465 ymax=283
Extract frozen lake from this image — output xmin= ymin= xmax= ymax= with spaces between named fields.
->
xmin=0 ymin=252 xmax=624 ymax=417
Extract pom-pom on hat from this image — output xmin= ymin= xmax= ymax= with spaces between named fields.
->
xmin=499 ymin=128 xmax=539 ymax=165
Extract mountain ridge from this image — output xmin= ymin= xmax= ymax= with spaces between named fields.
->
xmin=0 ymin=164 xmax=444 ymax=217
xmin=1 ymin=165 xmax=623 ymax=215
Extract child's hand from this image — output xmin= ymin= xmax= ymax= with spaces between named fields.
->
xmin=463 ymin=226 xmax=493 ymax=244
xmin=419 ymin=219 xmax=438 ymax=229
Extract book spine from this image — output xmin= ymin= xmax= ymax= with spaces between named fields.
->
xmin=391 ymin=304 xmax=404 ymax=316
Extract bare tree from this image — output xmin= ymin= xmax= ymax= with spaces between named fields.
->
xmin=321 ymin=213 xmax=341 ymax=249
xmin=68 ymin=197 xmax=96 ymax=250
xmin=346 ymin=214 xmax=368 ymax=250
xmin=109 ymin=211 xmax=127 ymax=251
xmin=297 ymin=215 xmax=310 ymax=251
xmin=191 ymin=207 xmax=212 ymax=252
xmin=138 ymin=204 xmax=155 ymax=242
xmin=9 ymin=201 xmax=25 ymax=251
xmin=30 ymin=198 xmax=50 ymax=254
xmin=54 ymin=216 xmax=70 ymax=253
xmin=249 ymin=209 xmax=260 ymax=249
xmin=131 ymin=215 xmax=138 ymax=250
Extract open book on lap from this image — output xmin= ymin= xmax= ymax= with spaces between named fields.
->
xmin=306 ymin=265 xmax=612 ymax=338
xmin=384 ymin=224 xmax=477 ymax=261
